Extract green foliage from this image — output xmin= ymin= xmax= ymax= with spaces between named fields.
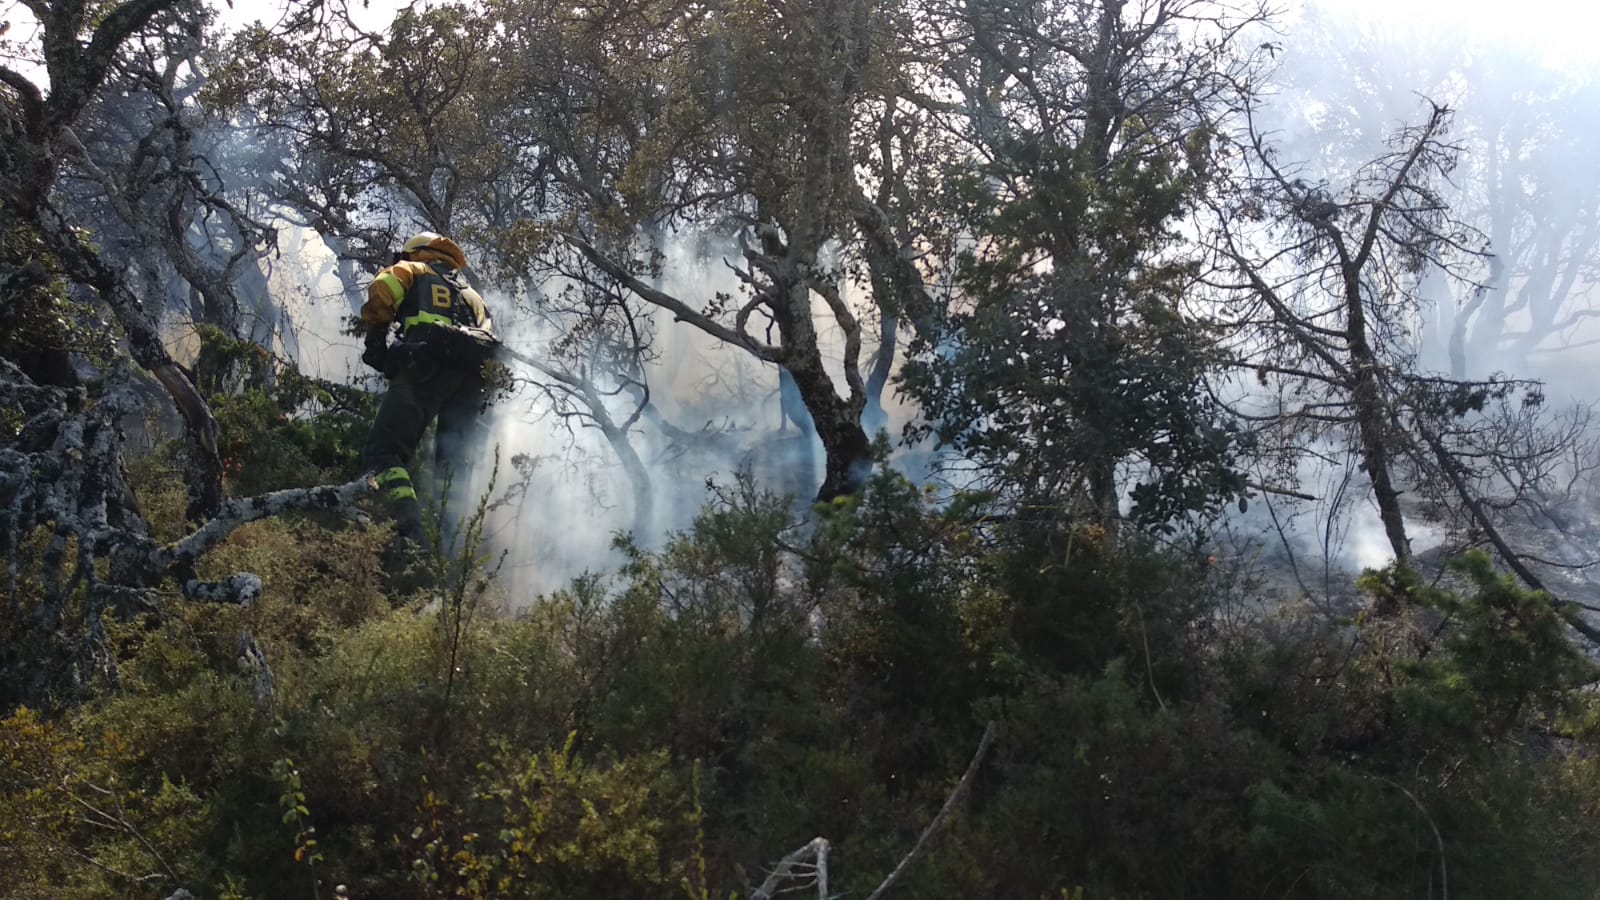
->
xmin=1385 ymin=553 xmax=1598 ymax=743
xmin=8 ymin=379 xmax=1600 ymax=900
xmin=405 ymin=736 xmax=680 ymax=899
xmin=0 ymin=704 xmax=222 ymax=899
xmin=196 ymin=516 xmax=391 ymax=644
xmin=902 ymin=120 xmax=1246 ymax=527
xmin=0 ymin=222 xmax=116 ymax=391
xmin=190 ymin=324 xmax=375 ymax=494
xmin=1228 ymin=554 xmax=1600 ymax=900
xmin=273 ymin=758 xmax=324 ymax=869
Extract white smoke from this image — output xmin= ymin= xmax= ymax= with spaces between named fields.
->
xmin=465 ymin=231 xmax=928 ymax=601
xmin=267 ymin=223 xmax=923 ymax=603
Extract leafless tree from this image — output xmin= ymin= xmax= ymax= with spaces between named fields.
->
xmin=1211 ymin=103 xmax=1479 ymax=563
xmin=1212 ymin=101 xmax=1600 ymax=637
xmin=0 ymin=2 xmax=405 ymax=709
xmin=1263 ymin=17 xmax=1600 ymax=379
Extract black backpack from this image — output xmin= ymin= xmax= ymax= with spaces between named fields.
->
xmin=394 ymin=264 xmax=502 ymax=369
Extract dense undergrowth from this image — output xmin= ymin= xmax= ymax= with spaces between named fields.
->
xmin=6 ymin=428 xmax=1600 ymax=898
xmin=3 ymin=327 xmax=1599 ymax=899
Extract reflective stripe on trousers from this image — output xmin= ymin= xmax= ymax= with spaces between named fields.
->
xmin=373 ymin=466 xmax=416 ymax=503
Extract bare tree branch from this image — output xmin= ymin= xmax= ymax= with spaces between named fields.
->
xmin=864 ymin=721 xmax=997 ymax=900
xmin=156 ymin=477 xmax=376 ymax=572
xmin=0 ymin=62 xmax=44 ymax=131
xmin=751 ymin=837 xmax=830 ymax=900
xmin=564 ymin=232 xmax=782 ymax=362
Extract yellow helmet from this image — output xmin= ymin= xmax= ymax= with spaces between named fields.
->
xmin=401 ymin=231 xmax=443 ymax=254
xmin=398 ymin=231 xmax=468 ymax=269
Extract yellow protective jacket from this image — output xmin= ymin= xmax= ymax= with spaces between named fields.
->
xmin=360 ymin=236 xmax=491 ymax=334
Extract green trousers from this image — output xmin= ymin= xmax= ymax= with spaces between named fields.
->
xmin=362 ymin=360 xmax=489 ymax=544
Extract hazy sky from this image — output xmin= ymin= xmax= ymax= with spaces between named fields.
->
xmin=4 ymin=0 xmax=1594 ymax=77
xmin=207 ymin=0 xmax=1600 ymax=74
xmin=218 ymin=0 xmax=403 ymax=34
xmin=1295 ymin=0 xmax=1600 ymax=66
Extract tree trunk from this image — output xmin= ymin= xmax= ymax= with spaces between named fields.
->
xmin=863 ymin=307 xmax=896 ymax=437
xmin=1 ymin=0 xmax=219 ymax=516
xmin=602 ymin=421 xmax=655 ymax=538
xmin=34 ymin=202 xmax=223 ymax=519
xmin=771 ymin=283 xmax=871 ymax=501
xmin=1344 ymin=269 xmax=1411 ymax=565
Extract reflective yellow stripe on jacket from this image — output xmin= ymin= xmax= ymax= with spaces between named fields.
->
xmin=374 ymin=272 xmax=405 ymax=305
xmin=403 ymin=311 xmax=456 ymax=330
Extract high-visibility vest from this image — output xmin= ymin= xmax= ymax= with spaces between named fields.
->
xmin=395 ymin=263 xmax=486 ymax=338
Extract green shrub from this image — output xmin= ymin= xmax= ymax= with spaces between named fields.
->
xmin=10 ymin=454 xmax=1600 ymax=900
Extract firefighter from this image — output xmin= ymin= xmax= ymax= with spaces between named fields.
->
xmin=359 ymin=231 xmax=500 ymax=547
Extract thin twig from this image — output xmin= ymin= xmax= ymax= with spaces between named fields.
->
xmin=864 ymin=721 xmax=998 ymax=900
xmin=1381 ymin=778 xmax=1447 ymax=900
xmin=1246 ymin=481 xmax=1319 ymax=502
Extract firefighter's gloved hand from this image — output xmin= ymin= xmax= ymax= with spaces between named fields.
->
xmin=361 ymin=327 xmax=389 ymax=373
xmin=361 ymin=344 xmax=388 ymax=373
